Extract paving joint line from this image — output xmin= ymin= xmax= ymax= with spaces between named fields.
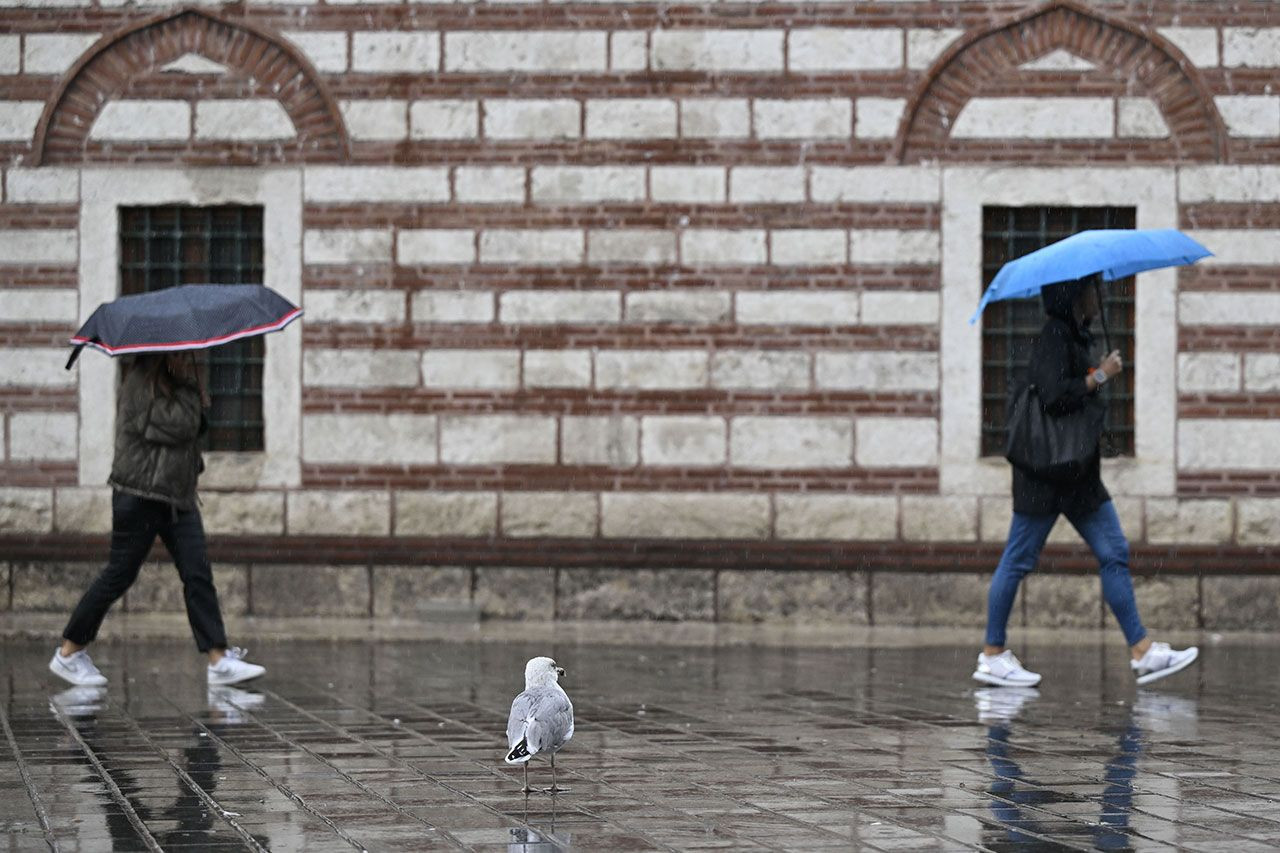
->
xmin=0 ymin=702 xmax=60 ymax=853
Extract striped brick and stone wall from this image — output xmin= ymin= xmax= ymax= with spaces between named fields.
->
xmin=1 ymin=0 xmax=1279 ymax=626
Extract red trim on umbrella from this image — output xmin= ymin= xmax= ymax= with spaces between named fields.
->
xmin=70 ymin=308 xmax=302 ymax=355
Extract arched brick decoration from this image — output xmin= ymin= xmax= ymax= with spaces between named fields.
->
xmin=895 ymin=0 xmax=1227 ymax=164
xmin=31 ymin=8 xmax=348 ymax=165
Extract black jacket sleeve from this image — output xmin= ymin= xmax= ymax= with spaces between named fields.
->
xmin=1031 ymin=320 xmax=1092 ymax=416
xmin=144 ymin=385 xmax=203 ymax=446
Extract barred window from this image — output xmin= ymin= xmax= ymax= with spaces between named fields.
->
xmin=980 ymin=206 xmax=1137 ymax=458
xmin=120 ymin=206 xmax=266 ymax=452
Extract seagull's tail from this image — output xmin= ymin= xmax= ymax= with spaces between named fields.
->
xmin=505 ymin=737 xmax=532 ymax=765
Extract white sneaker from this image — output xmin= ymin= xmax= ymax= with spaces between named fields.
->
xmin=49 ymin=649 xmax=108 ymax=686
xmin=972 ymin=650 xmax=1042 ymax=687
xmin=1131 ymin=642 xmax=1198 ymax=686
xmin=207 ymin=647 xmax=266 ymax=686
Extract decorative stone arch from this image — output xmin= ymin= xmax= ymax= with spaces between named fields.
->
xmin=31 ymin=7 xmax=348 ymax=165
xmin=895 ymin=0 xmax=1227 ymax=164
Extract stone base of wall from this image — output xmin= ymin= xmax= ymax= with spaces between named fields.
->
xmin=6 ymin=561 xmax=1278 ymax=631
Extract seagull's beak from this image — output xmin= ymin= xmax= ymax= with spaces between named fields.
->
xmin=555 ymin=667 xmax=566 ymax=678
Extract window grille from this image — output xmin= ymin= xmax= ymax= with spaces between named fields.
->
xmin=980 ymin=206 xmax=1136 ymax=458
xmin=120 ymin=206 xmax=266 ymax=452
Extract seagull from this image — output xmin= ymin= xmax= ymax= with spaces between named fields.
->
xmin=505 ymin=656 xmax=574 ymax=793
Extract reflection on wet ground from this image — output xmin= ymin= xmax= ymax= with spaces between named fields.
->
xmin=2 ymin=636 xmax=1278 ymax=851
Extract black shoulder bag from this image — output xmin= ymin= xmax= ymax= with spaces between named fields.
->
xmin=1004 ymin=382 xmax=1106 ymax=481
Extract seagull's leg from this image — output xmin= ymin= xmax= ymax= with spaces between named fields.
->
xmin=522 ymin=763 xmax=532 ymax=794
xmin=549 ymin=753 xmax=557 ymax=793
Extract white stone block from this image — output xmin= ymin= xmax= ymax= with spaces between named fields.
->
xmin=195 ymin=100 xmax=295 ymax=140
xmin=352 ymin=32 xmax=439 ymax=72
xmin=1223 ymin=28 xmax=1280 ymax=68
xmin=1177 ymin=352 xmax=1240 ymax=392
xmin=770 ymin=230 xmax=846 ymax=266
xmin=340 ymin=100 xmax=408 ymax=140
xmin=754 ymin=99 xmax=851 ymax=139
xmin=0 ymin=487 xmax=53 ymax=533
xmin=531 ymin=166 xmax=645 ymax=203
xmin=906 ymin=29 xmax=963 ymax=70
xmin=641 ymin=416 xmax=726 ymax=466
xmin=90 ymin=100 xmax=190 ymax=141
xmin=502 ymin=491 xmax=597 ymax=537
xmin=201 ymin=492 xmax=285 ymax=536
xmin=1158 ymin=27 xmax=1218 ymax=67
xmin=680 ymin=99 xmax=750 ymax=138
xmin=736 ymin=291 xmax=858 ymax=325
xmin=855 ymin=417 xmax=938 ymax=467
xmin=562 ymin=415 xmax=639 ymax=466
xmin=0 ymin=289 xmax=77 ymax=322
xmin=303 ymin=229 xmax=392 ymax=264
xmin=586 ymin=99 xmax=677 ymax=138
xmin=160 ymin=54 xmax=231 ymax=75
xmin=422 ymin=349 xmax=519 ymax=389
xmin=1180 ymin=291 xmax=1280 ymax=325
xmin=1021 ymin=49 xmax=1095 ymax=72
xmin=1146 ymin=498 xmax=1233 ymax=545
xmin=625 ymin=291 xmax=731 ymax=324
xmin=288 ymin=491 xmax=390 ymax=537
xmin=411 ymin=291 xmax=493 ymax=323
xmin=410 ymin=100 xmax=479 ymax=140
xmin=440 ymin=415 xmax=556 ymax=464
xmin=398 ymin=230 xmax=477 ymax=265
xmin=1185 ymin=230 xmax=1280 ymax=266
xmin=305 ymin=166 xmax=449 ymax=203
xmin=395 ymin=491 xmax=498 ymax=537
xmin=775 ymin=494 xmax=898 ymax=541
xmin=455 ymin=167 xmax=525 ymax=203
xmin=809 ymin=166 xmax=941 ymax=203
xmin=283 ymin=31 xmax=348 ymax=72
xmin=304 ymin=289 xmax=404 ymax=324
xmin=0 ymin=230 xmax=76 ymax=264
xmin=729 ymin=167 xmax=806 ymax=203
xmin=1237 ymin=499 xmax=1280 ymax=545
xmin=1244 ymin=354 xmax=1280 ymax=391
xmin=480 ymin=230 xmax=584 ymax=265
xmin=23 ymin=34 xmax=99 ymax=75
xmin=484 ymin=100 xmax=580 ymax=140
xmin=730 ymin=416 xmax=852 ymax=469
xmin=860 ymin=292 xmax=940 ymax=325
xmin=788 ymin=28 xmax=902 ymax=71
xmin=979 ymin=496 xmax=1014 ymax=542
xmin=650 ymin=166 xmax=725 ymax=203
xmin=1179 ymin=166 xmax=1280 ymax=203
xmin=588 ymin=230 xmax=676 ymax=264
xmin=1179 ymin=419 xmax=1280 ymax=470
xmin=500 ymin=290 xmax=618 ymax=324
xmin=304 ymin=349 xmax=420 ymax=388
xmin=0 ymin=102 xmax=43 ymax=142
xmin=0 ymin=36 xmax=17 ymax=74
xmin=1214 ymin=96 xmax=1280 ymax=138
xmin=610 ymin=31 xmax=647 ymax=72
xmin=303 ymin=414 xmax=437 ymax=464
xmin=54 ymin=487 xmax=111 ymax=534
xmin=952 ymin=97 xmax=1114 ymax=139
xmin=681 ymin=230 xmax=766 ymax=266
xmin=1117 ymin=98 xmax=1170 ymax=138
xmin=816 ymin=351 xmax=938 ymax=391
xmin=0 ymin=348 xmax=78 ymax=387
xmin=9 ymin=412 xmax=76 ymax=460
xmin=524 ymin=350 xmax=591 ymax=388
xmin=446 ymin=31 xmax=606 ymax=72
xmin=601 ymin=492 xmax=770 ymax=539
xmin=855 ymin=98 xmax=906 ymax=139
xmin=901 ymin=496 xmax=976 ymax=542
xmin=595 ymin=350 xmax=707 ymax=390
xmin=4 ymin=168 xmax=78 ymax=203
xmin=652 ymin=30 xmax=783 ymax=72
xmin=710 ymin=350 xmax=810 ymax=390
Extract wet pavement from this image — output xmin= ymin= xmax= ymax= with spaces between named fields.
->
xmin=2 ymin=634 xmax=1278 ymax=852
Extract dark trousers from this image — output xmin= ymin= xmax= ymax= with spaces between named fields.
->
xmin=63 ymin=491 xmax=228 ymax=652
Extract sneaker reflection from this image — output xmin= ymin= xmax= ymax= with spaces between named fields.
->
xmin=49 ymin=685 xmax=107 ymax=717
xmin=207 ymin=685 xmax=265 ymax=725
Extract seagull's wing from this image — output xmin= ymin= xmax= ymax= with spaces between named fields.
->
xmin=507 ymin=691 xmax=535 ymax=750
xmin=525 ymin=689 xmax=574 ymax=754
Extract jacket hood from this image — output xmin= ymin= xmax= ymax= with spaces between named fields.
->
xmin=1041 ymin=276 xmax=1096 ymax=340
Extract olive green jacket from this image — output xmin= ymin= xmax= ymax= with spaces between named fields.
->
xmin=108 ymin=365 xmax=204 ymax=510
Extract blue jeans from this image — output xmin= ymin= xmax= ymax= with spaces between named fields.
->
xmin=985 ymin=500 xmax=1146 ymax=648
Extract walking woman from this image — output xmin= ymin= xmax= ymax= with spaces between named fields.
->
xmin=49 ymin=352 xmax=265 ymax=687
xmin=973 ymin=279 xmax=1198 ymax=688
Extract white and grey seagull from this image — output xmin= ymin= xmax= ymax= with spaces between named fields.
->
xmin=504 ymin=656 xmax=574 ymax=793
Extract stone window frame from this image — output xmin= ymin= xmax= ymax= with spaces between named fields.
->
xmin=939 ymin=167 xmax=1178 ymax=499
xmin=78 ymin=168 xmax=303 ymax=491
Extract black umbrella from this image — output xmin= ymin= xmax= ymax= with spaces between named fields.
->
xmin=66 ymin=284 xmax=302 ymax=369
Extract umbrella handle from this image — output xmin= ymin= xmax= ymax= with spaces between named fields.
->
xmin=1095 ymin=277 xmax=1111 ymax=355
xmin=65 ymin=344 xmax=84 ymax=370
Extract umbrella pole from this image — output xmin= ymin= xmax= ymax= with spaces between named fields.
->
xmin=1095 ymin=276 xmax=1111 ymax=355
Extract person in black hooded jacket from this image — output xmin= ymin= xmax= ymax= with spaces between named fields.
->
xmin=972 ymin=278 xmax=1199 ymax=689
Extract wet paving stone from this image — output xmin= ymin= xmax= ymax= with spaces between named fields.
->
xmin=2 ymin=636 xmax=1278 ymax=850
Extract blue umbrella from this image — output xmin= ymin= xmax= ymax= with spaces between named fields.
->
xmin=970 ymin=229 xmax=1212 ymax=325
